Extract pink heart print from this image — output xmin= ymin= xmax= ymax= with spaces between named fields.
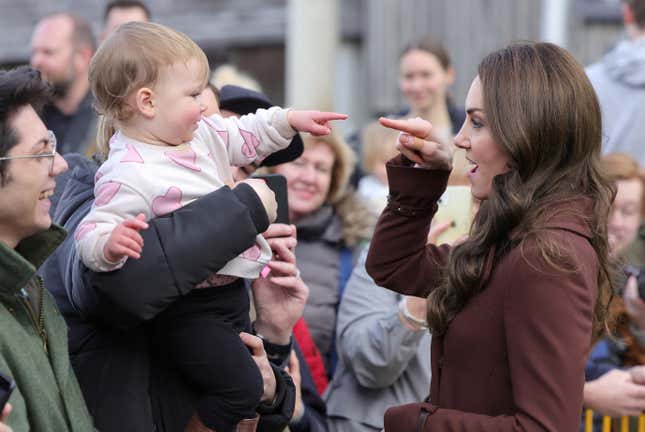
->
xmin=217 ymin=130 xmax=229 ymax=146
xmin=241 ymin=244 xmax=261 ymax=260
xmin=152 ymin=186 xmax=183 ymax=216
xmin=239 ymin=129 xmax=260 ymax=159
xmin=120 ymin=143 xmax=144 ymax=163
xmin=202 ymin=117 xmax=229 ymax=147
xmin=95 ymin=182 xmax=121 ymax=207
xmin=165 ymin=146 xmax=202 ymax=172
xmin=75 ymin=222 xmax=97 ymax=241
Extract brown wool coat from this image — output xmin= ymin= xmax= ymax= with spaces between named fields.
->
xmin=365 ymin=155 xmax=598 ymax=431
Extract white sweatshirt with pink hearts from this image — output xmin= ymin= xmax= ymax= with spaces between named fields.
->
xmin=75 ymin=107 xmax=295 ymax=279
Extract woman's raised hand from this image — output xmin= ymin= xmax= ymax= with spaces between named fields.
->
xmin=379 ymin=116 xmax=452 ymax=171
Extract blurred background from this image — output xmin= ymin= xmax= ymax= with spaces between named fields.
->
xmin=0 ymin=0 xmax=627 ymax=134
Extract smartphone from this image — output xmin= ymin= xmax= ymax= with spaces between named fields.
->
xmin=0 ymin=370 xmax=15 ymax=412
xmin=252 ymin=173 xmax=290 ymax=224
xmin=432 ymin=185 xmax=474 ymax=244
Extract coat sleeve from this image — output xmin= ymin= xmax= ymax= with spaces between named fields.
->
xmin=76 ymin=183 xmax=269 ymax=328
xmin=201 ymin=107 xmax=295 ymax=167
xmin=257 ymin=364 xmax=296 ymax=432
xmin=383 ymin=232 xmax=597 ymax=431
xmin=337 ymin=248 xmax=428 ymax=389
xmin=365 ymin=155 xmax=452 ymax=298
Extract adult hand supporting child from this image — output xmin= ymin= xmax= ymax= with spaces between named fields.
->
xmin=239 ymin=332 xmax=277 ymax=404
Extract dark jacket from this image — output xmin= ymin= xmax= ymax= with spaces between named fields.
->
xmin=365 ymin=155 xmax=598 ymax=431
xmin=41 ymin=156 xmax=294 ymax=432
xmin=290 ymin=342 xmax=328 ymax=432
xmin=42 ymin=91 xmax=97 ymax=155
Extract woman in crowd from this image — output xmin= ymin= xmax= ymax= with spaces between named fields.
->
xmin=324 ymin=248 xmax=429 ymax=432
xmin=325 ymin=219 xmax=453 ymax=432
xmin=353 ymin=35 xmax=466 ymax=187
xmin=366 ymin=41 xmax=614 ymax=430
xmin=583 ymin=153 xmax=645 ymax=427
xmin=269 ymin=132 xmax=373 ymax=376
xmin=396 ymin=35 xmax=463 ymax=148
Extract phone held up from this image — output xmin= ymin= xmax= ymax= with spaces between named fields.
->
xmin=252 ymin=173 xmax=290 ymax=225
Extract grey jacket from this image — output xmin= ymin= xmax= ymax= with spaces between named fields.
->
xmin=325 ymin=249 xmax=431 ymax=431
xmin=587 ymin=36 xmax=645 ymax=165
xmin=297 ymin=205 xmax=353 ymax=365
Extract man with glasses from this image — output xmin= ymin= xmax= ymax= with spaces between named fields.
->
xmin=0 ymin=66 xmax=94 ymax=431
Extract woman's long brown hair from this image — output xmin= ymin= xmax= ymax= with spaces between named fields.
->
xmin=427 ymin=42 xmax=615 ymax=341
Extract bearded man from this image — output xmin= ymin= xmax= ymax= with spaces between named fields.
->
xmin=30 ymin=13 xmax=97 ymax=156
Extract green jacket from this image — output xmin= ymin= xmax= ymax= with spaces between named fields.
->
xmin=0 ymin=225 xmax=94 ymax=431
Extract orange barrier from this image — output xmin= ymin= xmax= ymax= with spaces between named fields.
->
xmin=583 ymin=409 xmax=645 ymax=431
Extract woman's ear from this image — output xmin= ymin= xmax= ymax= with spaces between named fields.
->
xmin=135 ymin=87 xmax=155 ymax=118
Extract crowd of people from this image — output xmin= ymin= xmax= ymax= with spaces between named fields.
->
xmin=2 ymin=0 xmax=645 ymax=431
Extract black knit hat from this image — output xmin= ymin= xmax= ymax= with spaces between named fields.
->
xmin=219 ymin=85 xmax=304 ymax=167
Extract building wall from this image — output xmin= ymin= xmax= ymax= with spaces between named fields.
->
xmin=362 ymin=0 xmax=624 ymax=119
xmin=0 ymin=0 xmax=626 ymax=129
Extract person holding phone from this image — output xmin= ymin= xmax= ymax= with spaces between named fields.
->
xmin=268 ymin=132 xmax=374 ymax=379
xmin=75 ymin=22 xmax=347 ymax=432
xmin=41 ymin=81 xmax=327 ymax=432
xmin=365 ymin=42 xmax=614 ymax=430
xmin=0 ymin=66 xmax=94 ymax=430
xmin=204 ymin=84 xmax=329 ymax=432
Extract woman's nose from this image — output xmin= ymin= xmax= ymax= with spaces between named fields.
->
xmin=454 ymin=124 xmax=469 ymax=150
xmin=300 ymin=165 xmax=317 ymax=183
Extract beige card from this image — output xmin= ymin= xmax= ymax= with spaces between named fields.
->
xmin=433 ymin=185 xmax=474 ymax=244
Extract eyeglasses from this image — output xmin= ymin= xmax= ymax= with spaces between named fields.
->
xmin=0 ymin=130 xmax=58 ymax=174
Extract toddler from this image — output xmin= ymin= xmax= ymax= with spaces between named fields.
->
xmin=76 ymin=21 xmax=345 ymax=431
xmin=357 ymin=122 xmax=399 ymax=215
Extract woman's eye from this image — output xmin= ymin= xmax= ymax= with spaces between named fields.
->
xmin=316 ymin=165 xmax=331 ymax=174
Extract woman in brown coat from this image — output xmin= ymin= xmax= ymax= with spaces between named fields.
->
xmin=365 ymin=42 xmax=615 ymax=431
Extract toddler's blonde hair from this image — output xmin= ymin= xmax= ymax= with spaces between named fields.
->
xmin=360 ymin=121 xmax=399 ymax=175
xmin=90 ymin=21 xmax=210 ymax=154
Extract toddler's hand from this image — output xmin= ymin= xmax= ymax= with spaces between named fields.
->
xmin=103 ymin=213 xmax=148 ymax=263
xmin=287 ymin=110 xmax=348 ymax=136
